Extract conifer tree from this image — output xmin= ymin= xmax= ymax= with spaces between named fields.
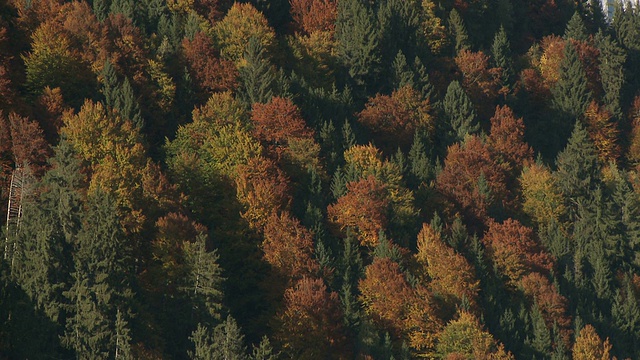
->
xmin=554 ymin=121 xmax=600 ymax=213
xmin=492 ymin=26 xmax=514 ymax=88
xmin=596 ymin=32 xmax=626 ymax=119
xmin=564 ymin=11 xmax=588 ymax=41
xmin=335 ymin=0 xmax=381 ymax=89
xmin=239 ymin=37 xmax=276 ymax=106
xmin=448 ymin=9 xmax=470 ymax=54
xmin=442 ymin=80 xmax=478 ymax=145
xmin=552 ymin=41 xmax=592 ymax=121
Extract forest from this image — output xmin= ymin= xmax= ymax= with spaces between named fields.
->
xmin=1 ymin=0 xmax=640 ymax=358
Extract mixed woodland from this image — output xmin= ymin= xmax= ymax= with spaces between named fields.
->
xmin=2 ymin=0 xmax=640 ymax=358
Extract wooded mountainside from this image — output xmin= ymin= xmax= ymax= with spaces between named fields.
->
xmin=2 ymin=0 xmax=640 ymax=359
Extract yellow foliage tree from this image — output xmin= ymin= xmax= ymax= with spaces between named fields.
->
xmin=572 ymin=325 xmax=612 ymax=360
xmin=520 ymin=163 xmax=566 ymax=226
xmin=213 ymin=2 xmax=276 ymax=66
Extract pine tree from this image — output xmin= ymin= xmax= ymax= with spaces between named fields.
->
xmin=596 ymin=32 xmax=626 ymax=119
xmin=564 ymin=11 xmax=588 ymax=41
xmin=335 ymin=0 xmax=381 ymax=89
xmin=448 ymin=9 xmax=470 ymax=54
xmin=553 ymin=41 xmax=592 ymax=120
xmin=531 ymin=304 xmax=552 ymax=356
xmin=251 ymin=336 xmax=279 ymax=360
xmin=239 ymin=36 xmax=276 ymax=106
xmin=554 ymin=120 xmax=600 ymax=211
xmin=114 ymin=309 xmax=132 ymax=360
xmin=492 ymin=26 xmax=514 ymax=88
xmin=392 ymin=50 xmax=413 ymax=89
xmin=442 ymin=80 xmax=479 ymax=145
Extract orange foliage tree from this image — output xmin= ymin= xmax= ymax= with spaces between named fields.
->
xmin=359 ymin=257 xmax=441 ymax=353
xmin=583 ymin=101 xmax=620 ymax=164
xmin=487 ymin=105 xmax=534 ymax=177
xmin=454 ymin=49 xmax=502 ymax=119
xmin=235 ymin=156 xmax=292 ymax=230
xmin=436 ymin=311 xmax=515 ymax=360
xmin=572 ymin=324 xmax=613 ymax=360
xmin=262 ymin=211 xmax=320 ymax=281
xmin=251 ymin=96 xmax=314 ymax=148
xmin=327 ymin=175 xmax=389 ymax=247
xmin=436 ymin=136 xmax=508 ymax=225
xmin=182 ymin=32 xmax=238 ymax=99
xmin=290 ymin=0 xmax=338 ymax=35
xmin=519 ymin=272 xmax=572 ymax=345
xmin=278 ymin=276 xmax=350 ymax=359
xmin=4 ymin=112 xmax=50 ymax=175
xmin=357 ymin=85 xmax=433 ymax=149
xmin=415 ymin=223 xmax=479 ymax=313
xmin=482 ymin=219 xmax=554 ymax=286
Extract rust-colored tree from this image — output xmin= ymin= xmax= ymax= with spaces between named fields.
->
xmin=415 ymin=223 xmax=479 ymax=314
xmin=482 ymin=219 xmax=554 ymax=286
xmin=454 ymin=49 xmax=502 ymax=119
xmin=487 ymin=105 xmax=534 ymax=177
xmin=182 ymin=32 xmax=238 ymax=100
xmin=357 ymin=85 xmax=433 ymax=149
xmin=262 ymin=211 xmax=320 ymax=281
xmin=235 ymin=156 xmax=292 ymax=230
xmin=251 ymin=96 xmax=314 ymax=148
xmin=7 ymin=112 xmax=50 ymax=176
xmin=583 ymin=101 xmax=620 ymax=164
xmin=519 ymin=272 xmax=572 ymax=346
xmin=328 ymin=175 xmax=389 ymax=247
xmin=290 ymin=0 xmax=338 ymax=35
xmin=278 ymin=276 xmax=350 ymax=359
xmin=436 ymin=135 xmax=508 ymax=225
xmin=572 ymin=324 xmax=613 ymax=360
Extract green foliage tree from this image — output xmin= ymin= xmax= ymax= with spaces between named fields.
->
xmin=239 ymin=36 xmax=277 ymax=106
xmin=448 ymin=9 xmax=469 ymax=54
xmin=442 ymin=80 xmax=479 ymax=145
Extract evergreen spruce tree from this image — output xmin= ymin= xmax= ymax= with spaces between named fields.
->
xmin=491 ymin=26 xmax=514 ymax=88
xmin=531 ymin=304 xmax=552 ymax=356
xmin=335 ymin=0 xmax=381 ymax=89
xmin=211 ymin=316 xmax=248 ymax=360
xmin=110 ymin=0 xmax=135 ymax=20
xmin=564 ymin=11 xmax=588 ymax=41
xmin=182 ymin=233 xmax=224 ymax=322
xmin=93 ymin=0 xmax=109 ymax=22
xmin=587 ymin=0 xmax=606 ymax=33
xmin=392 ymin=50 xmax=413 ymax=89
xmin=114 ymin=309 xmax=132 ymax=360
xmin=448 ymin=9 xmax=470 ymax=54
xmin=117 ymin=77 xmax=143 ymax=129
xmin=553 ymin=41 xmax=592 ymax=119
xmin=442 ymin=80 xmax=478 ymax=145
xmin=239 ymin=37 xmax=276 ymax=106
xmin=596 ymin=31 xmax=627 ymax=119
xmin=251 ymin=336 xmax=279 ymax=360
xmin=612 ymin=278 xmax=640 ymax=358
xmin=554 ymin=121 xmax=600 ymax=210
xmin=413 ymin=56 xmax=435 ymax=101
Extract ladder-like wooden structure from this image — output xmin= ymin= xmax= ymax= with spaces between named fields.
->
xmin=4 ymin=166 xmax=28 ymax=268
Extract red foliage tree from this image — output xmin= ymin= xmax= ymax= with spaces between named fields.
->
xmin=357 ymin=85 xmax=433 ymax=150
xmin=519 ymin=272 xmax=572 ymax=346
xmin=483 ymin=219 xmax=554 ymax=286
xmin=182 ymin=32 xmax=238 ymax=99
xmin=262 ymin=211 xmax=320 ymax=281
xmin=454 ymin=49 xmax=502 ymax=120
xmin=290 ymin=0 xmax=338 ymax=34
xmin=235 ymin=156 xmax=292 ymax=230
xmin=278 ymin=276 xmax=350 ymax=359
xmin=327 ymin=175 xmax=389 ymax=247
xmin=7 ymin=112 xmax=50 ymax=175
xmin=488 ymin=105 xmax=534 ymax=174
xmin=436 ymin=136 xmax=508 ymax=225
xmin=359 ymin=257 xmax=415 ymax=338
xmin=251 ymin=96 xmax=314 ymax=147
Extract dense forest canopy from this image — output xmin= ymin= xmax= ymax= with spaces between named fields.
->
xmin=2 ymin=0 xmax=640 ymax=359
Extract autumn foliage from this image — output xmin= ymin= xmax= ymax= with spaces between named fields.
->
xmin=290 ymin=0 xmax=338 ymax=35
xmin=328 ymin=175 xmax=389 ymax=247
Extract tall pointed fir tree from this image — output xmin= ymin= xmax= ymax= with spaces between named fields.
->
xmin=239 ymin=36 xmax=276 ymax=107
xmin=550 ymin=41 xmax=592 ymax=156
xmin=62 ymin=190 xmax=134 ymax=359
xmin=554 ymin=121 xmax=600 ymax=217
xmin=448 ymin=8 xmax=470 ymax=54
xmin=492 ymin=26 xmax=514 ymax=89
xmin=564 ymin=11 xmax=588 ymax=41
xmin=335 ymin=0 xmax=381 ymax=91
xmin=596 ymin=32 xmax=626 ymax=119
xmin=442 ymin=80 xmax=479 ymax=146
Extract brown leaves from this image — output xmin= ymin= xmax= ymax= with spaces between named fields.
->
xmin=182 ymin=32 xmax=238 ymax=98
xmin=328 ymin=175 xmax=389 ymax=247
xmin=235 ymin=156 xmax=292 ymax=230
xmin=415 ymin=223 xmax=479 ymax=312
xmin=278 ymin=277 xmax=349 ymax=359
xmin=262 ymin=211 xmax=320 ymax=280
xmin=584 ymin=101 xmax=620 ymax=164
xmin=357 ymin=86 xmax=433 ymax=149
xmin=436 ymin=136 xmax=507 ymax=225
xmin=483 ymin=219 xmax=554 ymax=286
xmin=455 ymin=50 xmax=502 ymax=118
xmin=251 ymin=96 xmax=314 ymax=147
xmin=290 ymin=0 xmax=337 ymax=35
